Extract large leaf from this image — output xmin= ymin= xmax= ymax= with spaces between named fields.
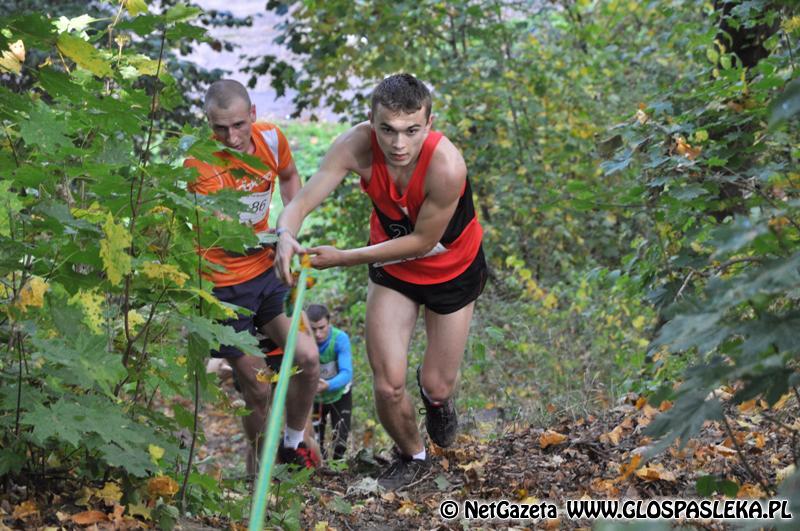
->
xmin=768 ymin=78 xmax=800 ymax=128
xmin=56 ymin=33 xmax=113 ymax=78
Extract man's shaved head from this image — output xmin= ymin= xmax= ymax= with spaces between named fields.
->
xmin=204 ymin=79 xmax=251 ymax=113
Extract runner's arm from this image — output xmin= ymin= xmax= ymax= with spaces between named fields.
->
xmin=275 ymin=128 xmax=363 ymax=283
xmin=325 ymin=332 xmax=352 ymax=391
xmin=310 ymin=144 xmax=466 ymax=267
xmin=276 ymin=160 xmax=302 ymax=205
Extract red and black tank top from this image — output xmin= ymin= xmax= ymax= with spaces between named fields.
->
xmin=360 ymin=130 xmax=483 ymax=285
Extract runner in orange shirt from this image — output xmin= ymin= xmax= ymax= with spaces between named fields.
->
xmin=185 ymin=79 xmax=320 ymax=473
xmin=275 ymin=74 xmax=486 ymax=489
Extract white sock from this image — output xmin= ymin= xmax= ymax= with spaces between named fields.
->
xmin=412 ymin=448 xmax=427 ymax=461
xmin=283 ymin=426 xmax=304 ymax=449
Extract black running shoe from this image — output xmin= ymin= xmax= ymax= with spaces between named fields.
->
xmin=278 ymin=441 xmax=321 ymax=469
xmin=417 ymin=366 xmax=458 ymax=447
xmin=377 ymin=449 xmax=431 ymax=490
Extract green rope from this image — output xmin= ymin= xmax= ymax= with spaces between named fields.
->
xmin=248 ymin=266 xmax=309 ymax=531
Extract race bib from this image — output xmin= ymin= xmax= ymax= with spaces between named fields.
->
xmin=319 ymin=361 xmax=338 ymax=380
xmin=238 ymin=190 xmax=272 ymax=226
xmin=373 ymin=242 xmax=448 ymax=267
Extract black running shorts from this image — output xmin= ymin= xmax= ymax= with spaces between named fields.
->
xmin=368 ymin=246 xmax=487 ymax=314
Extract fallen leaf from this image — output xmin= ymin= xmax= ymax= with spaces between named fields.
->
xmin=396 ymin=499 xmax=419 ymax=516
xmin=12 ymin=500 xmax=38 ymax=520
xmin=440 ymin=457 xmax=449 ymax=471
xmin=635 ymin=396 xmax=647 ymax=410
xmin=146 ymin=475 xmax=179 ymax=499
xmin=71 ymin=510 xmax=108 ymax=525
xmin=126 ymin=502 xmax=152 ymax=521
xmin=635 ymin=463 xmax=677 ymax=482
xmin=617 ymin=454 xmax=642 ymax=482
xmin=773 ymin=393 xmax=792 ymax=410
xmin=97 ymin=482 xmax=123 ymax=506
xmin=737 ymin=483 xmax=766 ymax=498
xmin=658 ymin=400 xmax=673 ymax=412
xmin=539 ymin=430 xmax=567 ymax=449
xmin=601 ymin=425 xmax=625 ymax=445
xmin=738 ymin=399 xmax=758 ymax=413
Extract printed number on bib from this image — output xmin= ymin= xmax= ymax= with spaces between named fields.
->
xmin=239 ymin=190 xmax=272 ymax=225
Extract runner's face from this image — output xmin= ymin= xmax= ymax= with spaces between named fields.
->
xmin=206 ymin=98 xmax=255 ymax=153
xmin=371 ymin=104 xmax=432 ymax=168
xmin=310 ymin=318 xmax=330 ymax=344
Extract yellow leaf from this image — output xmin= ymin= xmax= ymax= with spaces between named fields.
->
xmin=0 ymin=40 xmax=25 ymax=74
xmin=141 ymin=261 xmax=189 ymax=287
xmin=97 ymin=482 xmax=122 ymax=506
xmin=17 ymin=276 xmax=49 ymax=311
xmin=632 ymin=315 xmax=647 ymax=331
xmin=256 ymin=368 xmax=270 ymax=384
xmin=126 ymin=502 xmax=152 ymax=520
xmin=314 ymin=522 xmax=329 ymax=531
xmin=128 ymin=309 xmax=146 ymax=331
xmin=300 ymin=253 xmax=312 ymax=269
xmin=539 ymin=430 xmax=567 ymax=449
xmin=189 ymin=287 xmax=236 ymax=318
xmin=99 ymin=213 xmax=131 ymax=286
xmin=146 ymin=475 xmax=179 ymax=499
xmin=397 ymin=499 xmax=419 ymax=516
xmin=542 ymin=292 xmax=558 ymax=309
xmin=773 ymin=393 xmax=792 ymax=410
xmin=124 ymin=0 xmax=149 ymax=16
xmin=69 ymin=289 xmax=106 ymax=334
xmin=148 ymin=444 xmax=165 ymax=463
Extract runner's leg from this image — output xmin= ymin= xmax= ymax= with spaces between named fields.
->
xmin=366 ymin=280 xmax=422 ymax=456
xmin=419 ymin=301 xmax=475 ymax=403
xmin=228 ymin=354 xmax=273 ymax=475
xmin=260 ymin=313 xmax=320 ymax=434
xmin=330 ymin=391 xmax=352 ymax=460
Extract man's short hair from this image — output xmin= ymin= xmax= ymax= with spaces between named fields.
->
xmin=204 ymin=79 xmax=251 ymax=112
xmin=306 ymin=304 xmax=330 ymax=322
xmin=371 ymin=73 xmax=432 ymax=119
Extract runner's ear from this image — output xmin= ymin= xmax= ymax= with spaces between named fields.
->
xmin=250 ymin=104 xmax=257 ymax=121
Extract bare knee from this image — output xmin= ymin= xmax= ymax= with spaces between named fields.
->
xmin=293 ymin=341 xmax=319 ymax=380
xmin=420 ymin=370 xmax=456 ymax=403
xmin=239 ymin=378 xmax=271 ymax=411
xmin=373 ymin=380 xmax=406 ymax=405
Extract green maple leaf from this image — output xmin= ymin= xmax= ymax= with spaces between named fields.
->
xmin=19 ymin=102 xmax=70 ymax=150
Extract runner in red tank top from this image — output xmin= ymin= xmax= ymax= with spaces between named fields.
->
xmin=275 ymin=74 xmax=487 ymax=490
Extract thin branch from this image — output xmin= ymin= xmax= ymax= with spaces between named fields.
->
xmin=14 ymin=332 xmax=23 ymax=436
xmin=3 ymin=124 xmax=20 ymax=168
xmin=720 ymin=412 xmax=772 ymax=495
xmin=179 ymin=368 xmax=201 ymax=511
